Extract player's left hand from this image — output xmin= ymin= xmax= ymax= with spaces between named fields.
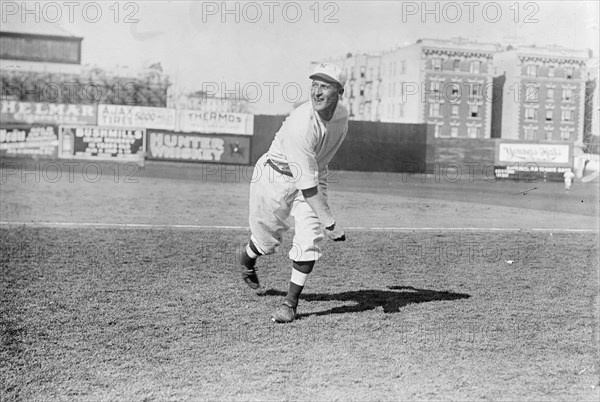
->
xmin=325 ymin=223 xmax=345 ymax=241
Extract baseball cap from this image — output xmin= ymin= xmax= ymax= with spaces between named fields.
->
xmin=309 ymin=63 xmax=347 ymax=88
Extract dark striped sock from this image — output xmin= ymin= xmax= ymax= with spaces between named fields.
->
xmin=240 ymin=248 xmax=256 ymax=268
xmin=284 ymin=261 xmax=315 ymax=307
xmin=241 ymin=240 xmax=261 ymax=268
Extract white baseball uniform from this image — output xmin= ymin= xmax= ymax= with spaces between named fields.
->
xmin=563 ymin=169 xmax=574 ymax=189
xmin=249 ymin=101 xmax=349 ymax=261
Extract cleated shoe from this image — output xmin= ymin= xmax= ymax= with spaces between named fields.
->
xmin=241 ymin=265 xmax=260 ymax=289
xmin=271 ymin=299 xmax=297 ymax=323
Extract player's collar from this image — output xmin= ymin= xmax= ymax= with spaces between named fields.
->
xmin=315 ymin=103 xmax=339 ymax=123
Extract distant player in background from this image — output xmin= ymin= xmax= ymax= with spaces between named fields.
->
xmin=239 ymin=63 xmax=349 ymax=323
xmin=563 ymin=168 xmax=575 ymax=191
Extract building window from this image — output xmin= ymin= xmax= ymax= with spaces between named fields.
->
xmin=360 ymin=86 xmax=365 ymax=96
xmin=525 ymin=107 xmax=537 ymax=120
xmin=450 ymin=83 xmax=460 ymax=98
xmin=562 ymin=88 xmax=573 ymax=101
xmin=546 ymin=88 xmax=554 ymax=101
xmin=398 ymin=103 xmax=404 ymax=118
xmin=429 ymin=103 xmax=441 ymax=117
xmin=451 ymin=105 xmax=459 ymax=116
xmin=400 ymin=60 xmax=406 ymax=74
xmin=434 ymin=124 xmax=441 ymax=137
xmin=360 ymin=66 xmax=366 ymax=78
xmin=525 ymin=84 xmax=538 ymax=102
xmin=545 ymin=131 xmax=553 ymax=141
xmin=548 ymin=66 xmax=555 ymax=77
xmin=453 ymin=59 xmax=460 ymax=71
xmin=467 ymin=126 xmax=479 ymax=138
xmin=561 ymin=110 xmax=573 ymax=122
xmin=524 ymin=127 xmax=537 ymax=140
xmin=471 ymin=83 xmax=480 ymax=97
xmin=440 ymin=127 xmax=451 ymax=137
xmin=527 ymin=65 xmax=538 ymax=77
xmin=470 ymin=61 xmax=480 ymax=73
xmin=560 ymin=130 xmax=571 ymax=141
xmin=430 ymin=81 xmax=441 ymax=93
xmin=451 ymin=127 xmax=459 ymax=137
xmin=545 ymin=110 xmax=553 ymax=121
xmin=432 ymin=58 xmax=442 ymax=71
xmin=565 ymin=66 xmax=574 ymax=79
xmin=469 ymin=105 xmax=479 ymax=117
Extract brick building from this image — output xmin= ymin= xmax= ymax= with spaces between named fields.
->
xmin=316 ymin=39 xmax=594 ymax=147
xmin=380 ymin=38 xmax=499 ymax=139
xmin=0 ymin=19 xmax=83 ymax=75
xmin=321 ymin=38 xmax=499 ymax=139
xmin=493 ymin=44 xmax=590 ymax=143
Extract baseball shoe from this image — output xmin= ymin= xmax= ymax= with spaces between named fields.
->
xmin=241 ymin=265 xmax=259 ymax=289
xmin=271 ymin=299 xmax=297 ymax=323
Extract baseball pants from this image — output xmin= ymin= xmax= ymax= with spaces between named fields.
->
xmin=249 ymin=154 xmax=325 ymax=261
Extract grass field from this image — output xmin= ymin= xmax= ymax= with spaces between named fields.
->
xmin=1 ymin=160 xmax=599 ymax=400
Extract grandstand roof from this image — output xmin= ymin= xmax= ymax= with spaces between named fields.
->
xmin=0 ymin=19 xmax=82 ymax=38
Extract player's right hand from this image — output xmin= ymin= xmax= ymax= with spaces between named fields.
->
xmin=325 ymin=222 xmax=346 ymax=241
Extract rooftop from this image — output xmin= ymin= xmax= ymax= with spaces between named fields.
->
xmin=417 ymin=38 xmax=500 ymax=53
xmin=0 ymin=18 xmax=82 ymax=38
xmin=508 ymin=44 xmax=591 ymax=60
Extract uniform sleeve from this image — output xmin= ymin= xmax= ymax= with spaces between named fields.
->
xmin=318 ymin=170 xmax=329 ymax=200
xmin=281 ymin=114 xmax=319 ymax=190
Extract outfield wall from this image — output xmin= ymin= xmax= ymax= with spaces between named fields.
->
xmin=251 ymin=115 xmax=429 ymax=172
xmin=425 ymin=134 xmax=498 ymax=175
xmin=0 ymin=100 xmax=581 ymax=180
xmin=332 ymin=120 xmax=428 ymax=172
xmin=425 ymin=135 xmax=575 ymax=181
xmin=251 ymin=115 xmax=286 ymax=163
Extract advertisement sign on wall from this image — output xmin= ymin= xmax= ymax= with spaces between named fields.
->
xmin=97 ymin=104 xmax=176 ymax=130
xmin=1 ymin=101 xmax=96 ymax=125
xmin=497 ymin=143 xmax=570 ymax=165
xmin=0 ymin=125 xmax=59 ymax=157
xmin=146 ymin=130 xmax=250 ymax=164
xmin=495 ymin=142 xmax=572 ymax=181
xmin=59 ymin=125 xmax=145 ymax=162
xmin=177 ymin=110 xmax=254 ymax=135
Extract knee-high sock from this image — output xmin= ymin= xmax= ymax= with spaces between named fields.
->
xmin=241 ymin=240 xmax=261 ymax=267
xmin=285 ymin=261 xmax=315 ymax=307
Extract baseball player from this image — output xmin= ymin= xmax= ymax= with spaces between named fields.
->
xmin=563 ymin=168 xmax=575 ymax=191
xmin=240 ymin=63 xmax=349 ymax=323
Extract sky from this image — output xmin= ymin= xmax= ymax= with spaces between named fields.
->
xmin=2 ymin=0 xmax=599 ymax=114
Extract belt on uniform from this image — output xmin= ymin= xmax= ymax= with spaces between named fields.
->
xmin=266 ymin=158 xmax=293 ymax=177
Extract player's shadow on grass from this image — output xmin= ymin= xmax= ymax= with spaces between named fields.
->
xmin=261 ymin=286 xmax=470 ymax=319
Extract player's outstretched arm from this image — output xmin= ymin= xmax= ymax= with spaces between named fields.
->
xmin=301 ymin=186 xmax=346 ymax=241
